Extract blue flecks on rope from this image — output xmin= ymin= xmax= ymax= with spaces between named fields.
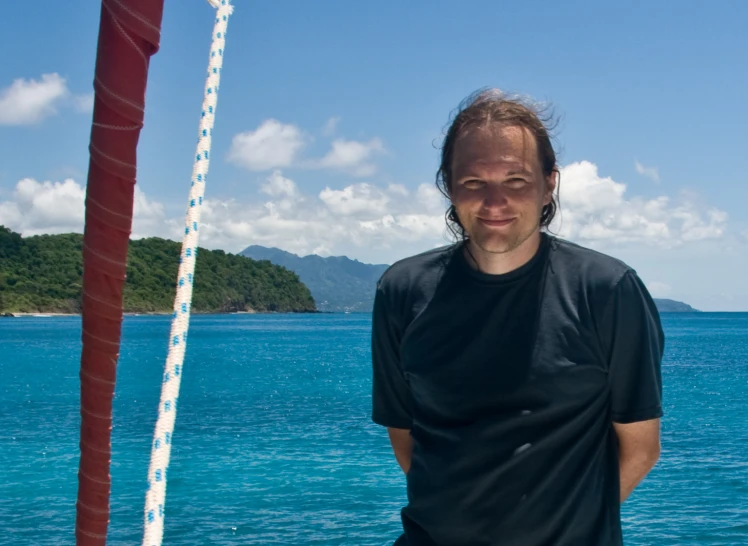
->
xmin=143 ymin=3 xmax=234 ymax=542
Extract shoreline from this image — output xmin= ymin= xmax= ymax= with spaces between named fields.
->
xmin=2 ymin=310 xmax=321 ymax=317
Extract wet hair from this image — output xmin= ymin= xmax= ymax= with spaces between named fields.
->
xmin=435 ymin=88 xmax=561 ymax=241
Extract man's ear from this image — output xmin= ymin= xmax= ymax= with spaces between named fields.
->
xmin=544 ymin=170 xmax=558 ymax=204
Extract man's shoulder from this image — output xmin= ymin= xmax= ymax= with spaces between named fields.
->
xmin=377 ymin=243 xmax=457 ymax=294
xmin=548 ymin=235 xmax=634 ymax=287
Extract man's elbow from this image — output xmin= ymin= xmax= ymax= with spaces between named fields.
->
xmin=623 ymin=441 xmax=661 ymax=471
xmin=646 ymin=442 xmax=661 ymax=468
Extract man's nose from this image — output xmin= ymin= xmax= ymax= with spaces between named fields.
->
xmin=482 ymin=184 xmax=509 ymax=208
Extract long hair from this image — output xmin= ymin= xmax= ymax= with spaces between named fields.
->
xmin=435 ymin=88 xmax=562 ymax=241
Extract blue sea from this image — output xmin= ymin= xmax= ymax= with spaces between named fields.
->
xmin=1 ymin=313 xmax=747 ymax=545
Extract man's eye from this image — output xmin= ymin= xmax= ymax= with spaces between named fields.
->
xmin=463 ymin=180 xmax=483 ymax=188
xmin=507 ymin=178 xmax=527 ymax=187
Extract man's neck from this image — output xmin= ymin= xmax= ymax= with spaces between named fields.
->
xmin=465 ymin=230 xmax=543 ymax=276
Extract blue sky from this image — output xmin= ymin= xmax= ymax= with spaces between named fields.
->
xmin=1 ymin=1 xmax=747 ymax=311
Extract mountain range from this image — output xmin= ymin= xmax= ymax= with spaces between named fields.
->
xmin=240 ymin=245 xmax=699 ymax=313
xmin=241 ymin=245 xmax=388 ymax=312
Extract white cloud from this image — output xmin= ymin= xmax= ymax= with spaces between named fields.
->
xmin=261 ymin=170 xmax=299 ymax=198
xmin=227 ymin=119 xmax=386 ymax=177
xmin=321 ymin=116 xmax=340 ymax=136
xmin=190 ymin=184 xmax=447 ymax=259
xmin=416 ymin=184 xmax=445 ymax=213
xmin=0 ymin=73 xmax=69 ymax=126
xmin=74 ymin=92 xmax=94 ymax=114
xmin=226 ymin=119 xmax=306 ymax=171
xmin=634 ymin=160 xmax=660 ymax=184
xmin=319 ymin=183 xmax=390 ymax=218
xmin=315 ymin=138 xmax=385 ymax=177
xmin=260 ymin=170 xmax=304 ymax=214
xmin=0 ymin=178 xmax=171 ymax=240
xmin=551 ymin=161 xmax=727 ymax=247
xmin=387 ymin=183 xmax=409 ymax=196
xmin=0 ymin=178 xmax=85 ymax=234
xmin=131 ymin=187 xmax=171 ymax=240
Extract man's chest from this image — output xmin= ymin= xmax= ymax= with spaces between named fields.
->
xmin=397 ymin=282 xmax=607 ymax=422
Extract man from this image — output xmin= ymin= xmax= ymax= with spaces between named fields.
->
xmin=371 ymin=89 xmax=664 ymax=546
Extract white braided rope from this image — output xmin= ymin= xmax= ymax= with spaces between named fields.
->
xmin=142 ymin=2 xmax=233 ymax=544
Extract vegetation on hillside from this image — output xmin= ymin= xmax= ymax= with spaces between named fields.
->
xmin=0 ymin=226 xmax=316 ymax=314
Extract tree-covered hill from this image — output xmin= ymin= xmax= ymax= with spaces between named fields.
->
xmin=0 ymin=226 xmax=316 ymax=314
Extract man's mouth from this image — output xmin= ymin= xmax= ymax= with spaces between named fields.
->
xmin=478 ymin=217 xmax=515 ymax=227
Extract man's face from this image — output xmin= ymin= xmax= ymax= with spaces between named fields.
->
xmin=449 ymin=124 xmax=556 ymax=255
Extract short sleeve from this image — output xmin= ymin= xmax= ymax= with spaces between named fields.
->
xmin=600 ymin=270 xmax=665 ymax=424
xmin=371 ymin=281 xmax=413 ymax=429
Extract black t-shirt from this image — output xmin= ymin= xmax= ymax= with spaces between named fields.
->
xmin=371 ymin=233 xmax=664 ymax=546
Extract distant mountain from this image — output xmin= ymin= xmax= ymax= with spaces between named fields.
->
xmin=653 ymin=298 xmax=699 ymax=313
xmin=240 ymin=246 xmax=388 ymax=312
xmin=241 ymin=245 xmax=698 ymax=314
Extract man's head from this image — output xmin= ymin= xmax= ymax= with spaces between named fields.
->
xmin=436 ymin=89 xmax=560 ymax=255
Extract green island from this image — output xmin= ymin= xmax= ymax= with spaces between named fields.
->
xmin=0 ymin=226 xmax=316 ymax=314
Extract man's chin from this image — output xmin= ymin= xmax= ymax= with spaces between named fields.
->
xmin=468 ymin=228 xmax=537 ymax=255
xmin=469 ymin=235 xmax=516 ymax=255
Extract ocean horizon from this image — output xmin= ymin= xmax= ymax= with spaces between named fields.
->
xmin=1 ymin=312 xmax=747 ymax=545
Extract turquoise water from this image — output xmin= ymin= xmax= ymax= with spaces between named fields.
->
xmin=1 ymin=313 xmax=747 ymax=545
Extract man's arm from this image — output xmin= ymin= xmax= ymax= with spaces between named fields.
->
xmin=387 ymin=427 xmax=413 ymax=475
xmin=613 ymin=418 xmax=661 ymax=503
xmin=599 ymin=270 xmax=664 ymax=502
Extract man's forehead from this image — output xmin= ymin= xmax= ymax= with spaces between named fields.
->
xmin=452 ymin=156 xmax=534 ymax=176
xmin=452 ymin=125 xmax=539 ymax=167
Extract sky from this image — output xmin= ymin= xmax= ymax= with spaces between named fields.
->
xmin=1 ymin=1 xmax=747 ymax=311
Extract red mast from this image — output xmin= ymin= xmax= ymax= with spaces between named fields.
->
xmin=76 ymin=2 xmax=164 ymax=544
